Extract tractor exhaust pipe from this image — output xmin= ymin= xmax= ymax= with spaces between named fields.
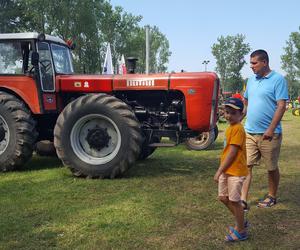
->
xmin=126 ymin=57 xmax=138 ymax=74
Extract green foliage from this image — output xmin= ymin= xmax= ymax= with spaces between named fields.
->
xmin=281 ymin=27 xmax=300 ymax=99
xmin=212 ymin=34 xmax=251 ymax=92
xmin=1 ymin=0 xmax=171 ymax=74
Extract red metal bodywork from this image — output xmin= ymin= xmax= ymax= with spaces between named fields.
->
xmin=0 ymin=72 xmax=218 ymax=132
xmin=56 ymin=72 xmax=219 ymax=131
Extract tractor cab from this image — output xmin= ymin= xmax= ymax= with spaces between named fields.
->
xmin=0 ymin=32 xmax=74 ymax=93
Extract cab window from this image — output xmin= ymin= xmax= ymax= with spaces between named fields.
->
xmin=0 ymin=41 xmax=32 ymax=74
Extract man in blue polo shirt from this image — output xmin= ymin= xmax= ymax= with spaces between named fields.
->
xmin=241 ymin=50 xmax=288 ymax=209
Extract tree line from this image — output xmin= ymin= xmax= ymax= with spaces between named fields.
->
xmin=1 ymin=1 xmax=299 ymax=98
xmin=0 ymin=0 xmax=171 ymax=74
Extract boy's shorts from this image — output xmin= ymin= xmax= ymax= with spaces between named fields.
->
xmin=246 ymin=133 xmax=282 ymax=171
xmin=218 ymin=173 xmax=245 ymax=202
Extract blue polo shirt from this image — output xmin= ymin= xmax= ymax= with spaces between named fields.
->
xmin=244 ymin=71 xmax=288 ymax=134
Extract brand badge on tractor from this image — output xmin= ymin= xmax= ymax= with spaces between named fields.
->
xmin=74 ymin=81 xmax=81 ymax=87
xmin=46 ymin=97 xmax=54 ymax=103
xmin=84 ymin=81 xmax=89 ymax=88
xmin=188 ymin=88 xmax=196 ymax=94
xmin=126 ymin=79 xmax=155 ymax=87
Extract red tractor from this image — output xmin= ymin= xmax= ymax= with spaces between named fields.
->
xmin=0 ymin=33 xmax=219 ymax=178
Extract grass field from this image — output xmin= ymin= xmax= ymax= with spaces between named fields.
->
xmin=0 ymin=111 xmax=299 ymax=249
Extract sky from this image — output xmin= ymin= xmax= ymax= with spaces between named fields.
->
xmin=110 ymin=0 xmax=300 ymax=78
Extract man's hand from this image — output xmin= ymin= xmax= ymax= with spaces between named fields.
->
xmin=263 ymin=128 xmax=274 ymax=141
xmin=214 ymin=170 xmax=222 ymax=183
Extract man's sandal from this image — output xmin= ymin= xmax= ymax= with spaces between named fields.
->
xmin=257 ymin=195 xmax=277 ymax=208
xmin=225 ymin=228 xmax=248 ymax=242
xmin=241 ymin=200 xmax=250 ymax=211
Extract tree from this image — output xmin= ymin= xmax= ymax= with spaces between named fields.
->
xmin=281 ymin=27 xmax=300 ymax=99
xmin=211 ymin=34 xmax=250 ymax=92
xmin=1 ymin=0 xmax=171 ymax=74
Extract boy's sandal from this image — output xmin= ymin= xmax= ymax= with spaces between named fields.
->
xmin=241 ymin=200 xmax=250 ymax=211
xmin=257 ymin=195 xmax=277 ymax=208
xmin=229 ymin=220 xmax=250 ymax=233
xmin=225 ymin=228 xmax=248 ymax=242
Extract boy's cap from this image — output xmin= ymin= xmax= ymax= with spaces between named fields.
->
xmin=224 ymin=98 xmax=244 ymax=110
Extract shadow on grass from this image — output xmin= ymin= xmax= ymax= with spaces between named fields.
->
xmin=125 ymin=150 xmax=219 ymax=179
xmin=22 ymin=155 xmax=62 ymax=172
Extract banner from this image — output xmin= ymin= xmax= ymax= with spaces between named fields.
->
xmin=102 ymin=43 xmax=113 ymax=74
xmin=118 ymin=54 xmax=127 ymax=74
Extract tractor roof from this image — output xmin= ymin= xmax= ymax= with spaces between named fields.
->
xmin=0 ymin=32 xmax=67 ymax=45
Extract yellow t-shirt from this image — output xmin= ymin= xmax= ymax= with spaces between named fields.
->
xmin=221 ymin=123 xmax=248 ymax=176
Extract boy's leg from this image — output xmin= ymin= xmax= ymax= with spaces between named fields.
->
xmin=228 ymin=176 xmax=246 ymax=232
xmin=219 ymin=196 xmax=235 ymax=215
xmin=218 ymin=173 xmax=235 ymax=215
xmin=230 ymin=201 xmax=245 ymax=232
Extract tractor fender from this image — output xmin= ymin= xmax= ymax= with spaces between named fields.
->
xmin=0 ymin=76 xmax=41 ymax=114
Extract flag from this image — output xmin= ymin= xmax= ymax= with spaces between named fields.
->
xmin=102 ymin=43 xmax=114 ymax=74
xmin=118 ymin=54 xmax=127 ymax=74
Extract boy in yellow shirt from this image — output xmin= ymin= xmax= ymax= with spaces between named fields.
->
xmin=214 ymin=98 xmax=249 ymax=242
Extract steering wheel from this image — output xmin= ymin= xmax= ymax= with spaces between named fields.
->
xmin=39 ymin=59 xmax=52 ymax=71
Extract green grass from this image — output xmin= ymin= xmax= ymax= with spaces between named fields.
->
xmin=0 ymin=111 xmax=299 ymax=249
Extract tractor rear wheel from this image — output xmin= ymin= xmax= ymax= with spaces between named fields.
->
xmin=0 ymin=92 xmax=37 ymax=171
xmin=54 ymin=94 xmax=142 ymax=178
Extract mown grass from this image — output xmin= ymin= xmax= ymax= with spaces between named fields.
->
xmin=0 ymin=111 xmax=299 ymax=249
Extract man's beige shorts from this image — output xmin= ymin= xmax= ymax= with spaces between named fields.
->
xmin=246 ymin=133 xmax=282 ymax=171
xmin=218 ymin=173 xmax=246 ymax=202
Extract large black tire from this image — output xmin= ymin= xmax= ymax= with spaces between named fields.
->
xmin=213 ymin=126 xmax=219 ymax=142
xmin=0 ymin=92 xmax=37 ymax=171
xmin=54 ymin=94 xmax=142 ymax=178
xmin=138 ymin=136 xmax=160 ymax=160
xmin=185 ymin=126 xmax=217 ymax=151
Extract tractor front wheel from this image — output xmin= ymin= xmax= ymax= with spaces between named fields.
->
xmin=185 ymin=126 xmax=218 ymax=151
xmin=54 ymin=94 xmax=142 ymax=178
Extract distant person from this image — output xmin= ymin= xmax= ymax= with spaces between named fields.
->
xmin=232 ymin=91 xmax=243 ymax=100
xmin=214 ymin=98 xmax=249 ymax=242
xmin=241 ymin=50 xmax=288 ymax=209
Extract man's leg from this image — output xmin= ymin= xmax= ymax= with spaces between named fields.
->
xmin=258 ymin=134 xmax=282 ymax=207
xmin=268 ymin=168 xmax=280 ymax=197
xmin=242 ymin=133 xmax=260 ymax=206
xmin=241 ymin=166 xmax=253 ymax=202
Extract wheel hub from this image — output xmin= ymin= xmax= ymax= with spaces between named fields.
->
xmin=86 ymin=126 xmax=111 ymax=151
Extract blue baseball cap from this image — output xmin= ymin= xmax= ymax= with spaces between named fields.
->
xmin=224 ymin=98 xmax=244 ymax=110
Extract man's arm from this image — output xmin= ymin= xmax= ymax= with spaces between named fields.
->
xmin=241 ymin=98 xmax=248 ymax=121
xmin=263 ymin=99 xmax=286 ymax=140
xmin=214 ymin=145 xmax=239 ymax=182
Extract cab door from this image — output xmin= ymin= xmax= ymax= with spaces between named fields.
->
xmin=37 ymin=42 xmax=55 ymax=92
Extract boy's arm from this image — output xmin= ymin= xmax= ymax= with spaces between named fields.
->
xmin=214 ymin=145 xmax=239 ymax=182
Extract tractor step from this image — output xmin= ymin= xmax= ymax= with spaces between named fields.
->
xmin=149 ymin=142 xmax=176 ymax=147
